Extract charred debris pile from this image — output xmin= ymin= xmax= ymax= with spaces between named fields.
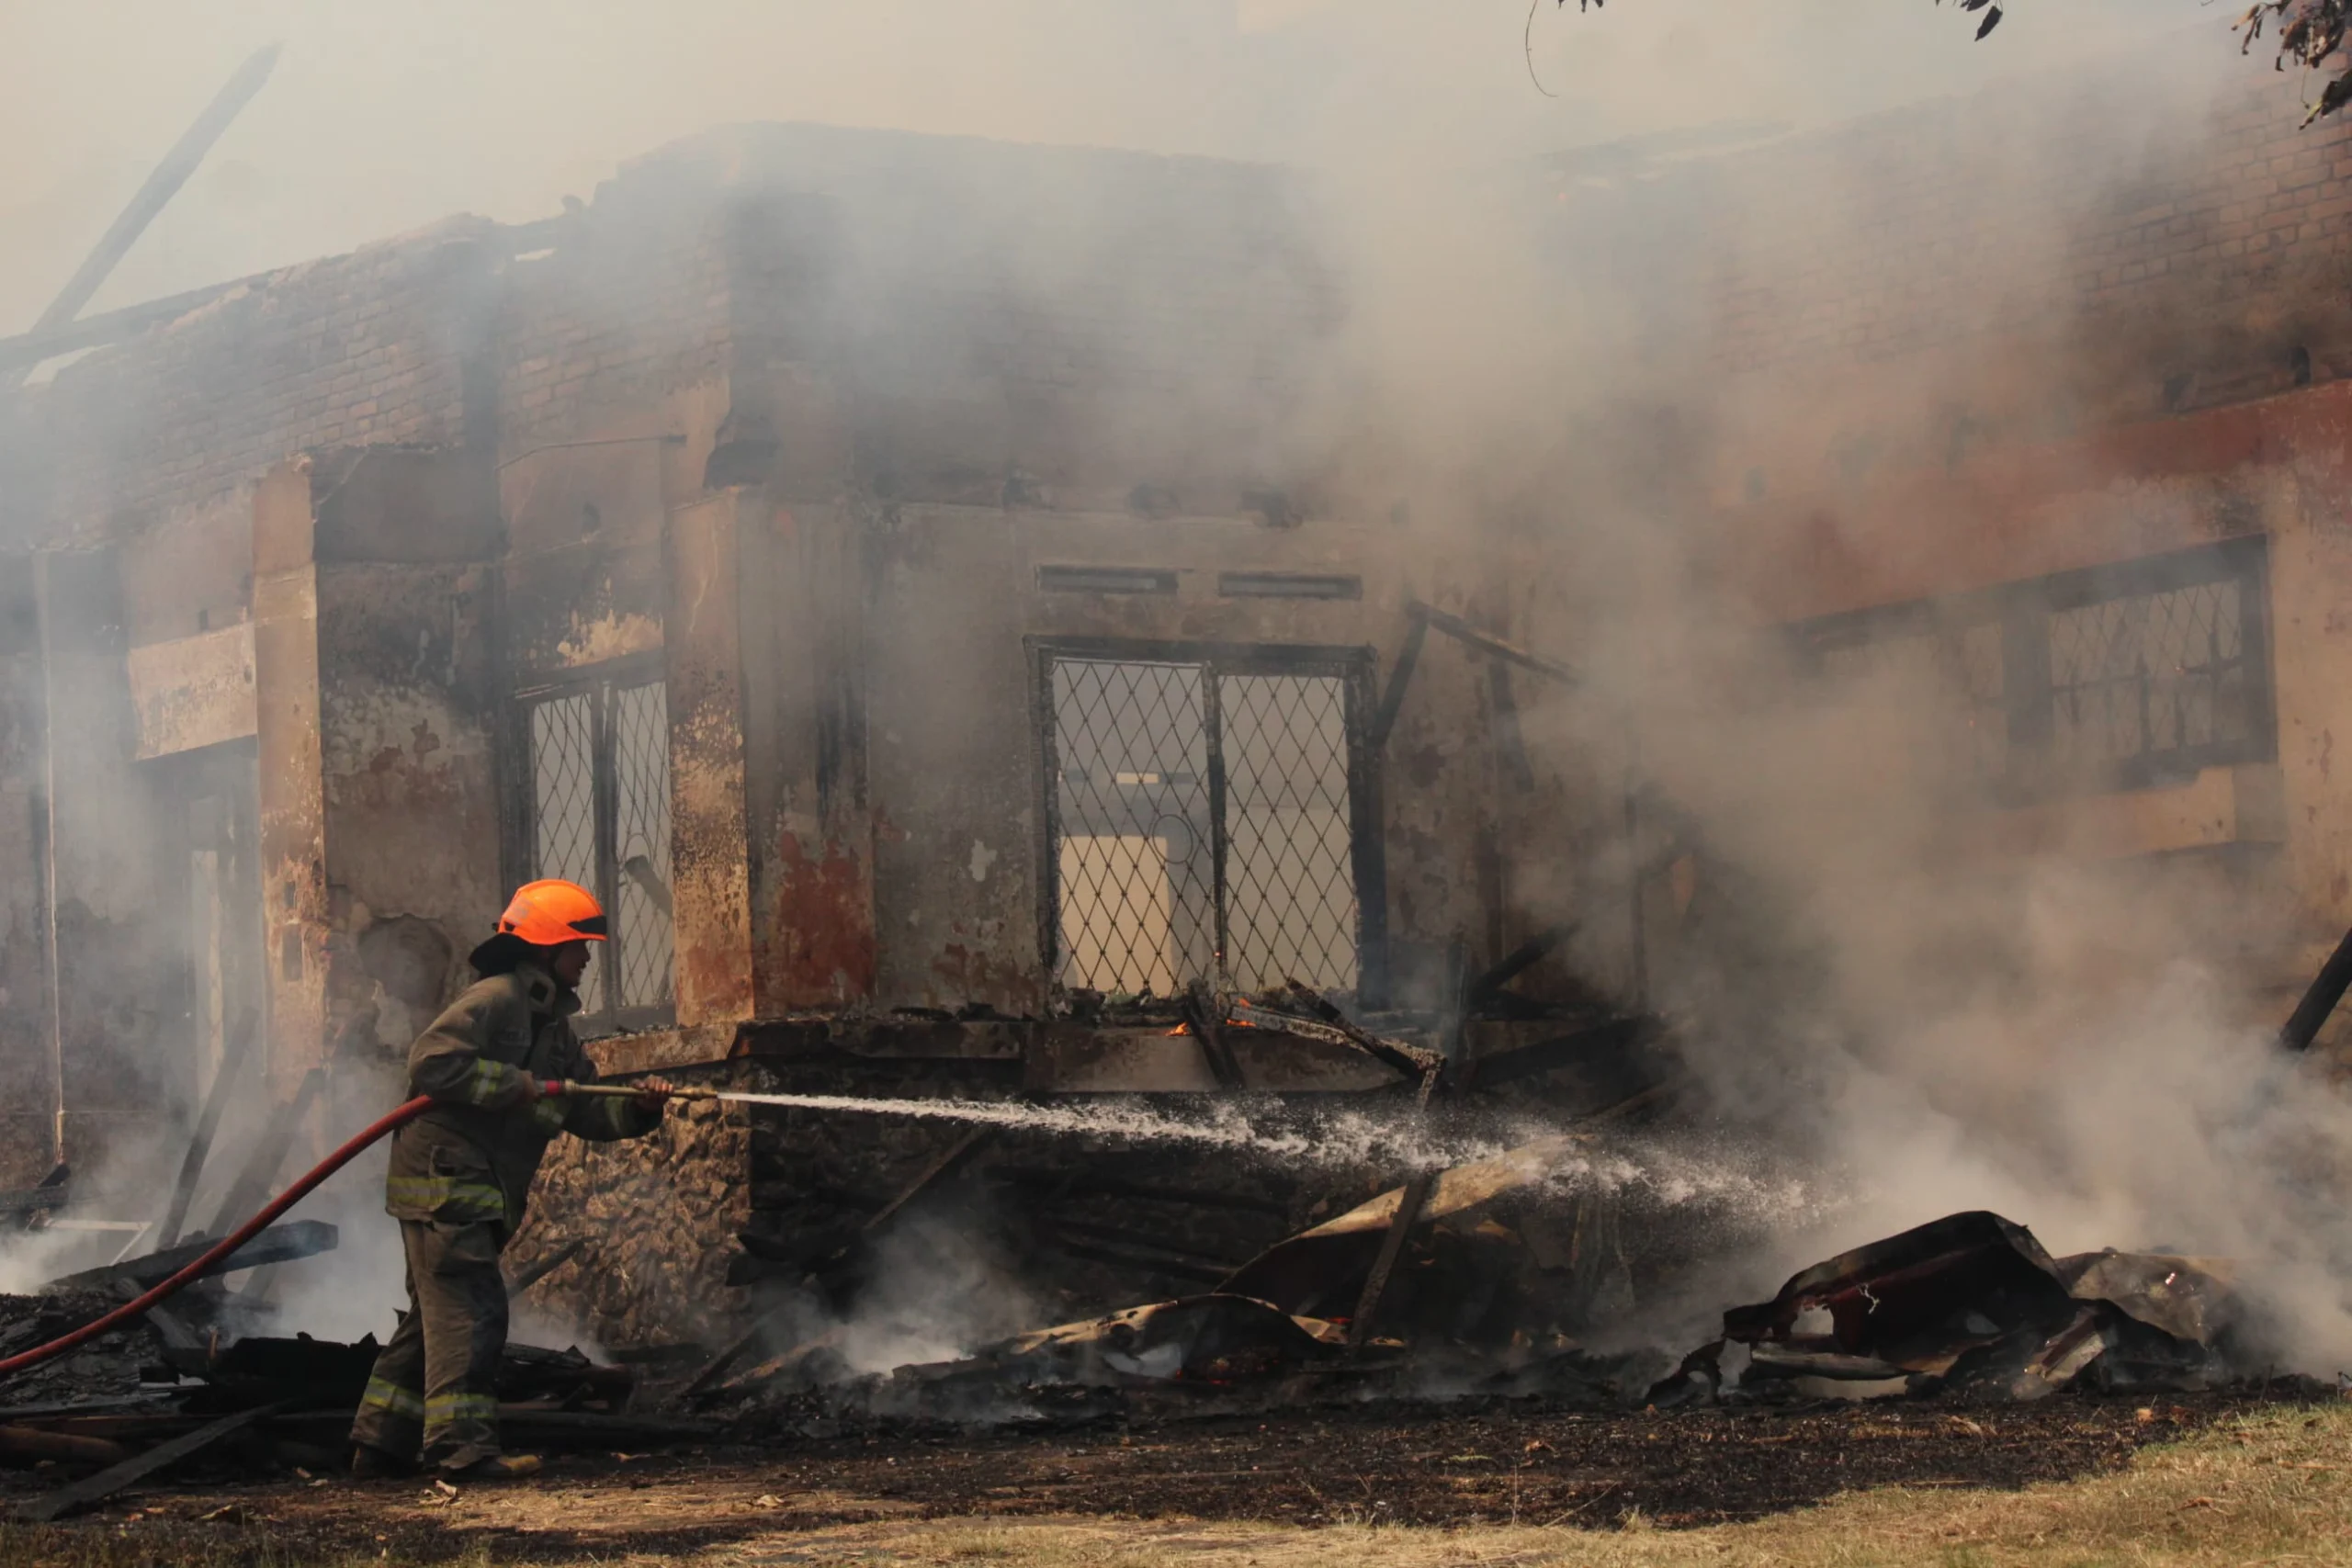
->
xmin=687 ymin=981 xmax=2275 ymax=1435
xmin=0 ymin=973 xmax=2314 ymax=1512
xmin=0 ymin=1238 xmax=703 ymax=1521
xmin=0 ymin=1083 xmax=709 ymax=1520
xmin=707 ymin=1164 xmax=2262 ymax=1439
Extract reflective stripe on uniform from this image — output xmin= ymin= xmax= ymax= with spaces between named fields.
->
xmin=529 ymin=1096 xmax=568 ymax=1134
xmin=459 ymin=1058 xmax=524 ymax=1107
xmin=424 ymin=1391 xmax=499 ymax=1425
xmin=359 ymin=1376 xmax=426 ymax=1420
xmin=384 ymin=1174 xmax=508 ymax=1223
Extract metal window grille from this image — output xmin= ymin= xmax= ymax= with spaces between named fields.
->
xmin=2048 ymin=579 xmax=2252 ymax=784
xmin=519 ymin=664 xmax=674 ymax=1034
xmin=1793 ymin=537 xmax=2270 ymax=800
xmin=1040 ymin=646 xmax=1374 ymax=1003
xmin=1223 ymin=672 xmax=1358 ymax=991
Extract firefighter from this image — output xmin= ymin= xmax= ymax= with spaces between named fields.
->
xmin=348 ymin=878 xmax=673 ymax=1482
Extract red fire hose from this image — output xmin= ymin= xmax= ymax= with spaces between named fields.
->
xmin=0 ymin=1094 xmax=435 ymax=1380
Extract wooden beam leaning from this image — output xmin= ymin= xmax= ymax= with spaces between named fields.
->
xmin=202 ymin=1067 xmax=324 ymax=1240
xmin=1406 ymin=600 xmax=1578 ymax=687
xmin=39 ymin=1220 xmax=337 ymax=1295
xmin=23 ymin=49 xmax=279 ymax=343
xmin=1183 ymin=982 xmax=1246 ymax=1089
xmin=13 ymin=1400 xmax=290 ymax=1522
xmin=1346 ymin=1172 xmax=1437 ymax=1350
xmin=156 ymin=1011 xmax=258 ymax=1249
xmin=1367 ymin=609 xmax=1431 ymax=752
xmin=2280 ymin=924 xmax=2352 ymax=1051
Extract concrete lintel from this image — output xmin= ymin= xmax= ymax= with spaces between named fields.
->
xmin=126 ymin=622 xmax=257 ymax=760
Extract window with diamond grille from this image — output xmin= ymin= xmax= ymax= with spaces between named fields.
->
xmin=2048 ymin=580 xmax=2253 ymax=784
xmin=517 ymin=661 xmax=674 ymax=1034
xmin=1792 ymin=537 xmax=2270 ymax=801
xmin=1041 ymin=647 xmax=1374 ymax=1002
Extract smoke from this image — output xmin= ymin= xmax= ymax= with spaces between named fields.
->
xmin=740 ymin=1201 xmax=1046 ymax=1386
xmin=2 ymin=1 xmax=2214 ymax=331
xmin=12 ymin=0 xmax=2351 ymax=1380
xmin=1372 ymin=21 xmax=2352 ymax=1371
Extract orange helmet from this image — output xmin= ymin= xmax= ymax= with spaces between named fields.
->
xmin=495 ymin=879 xmax=608 ymax=946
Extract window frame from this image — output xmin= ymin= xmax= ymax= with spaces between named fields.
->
xmin=1789 ymin=536 xmax=2276 ymax=802
xmin=508 ymin=652 xmax=675 ymax=1035
xmin=1029 ymin=637 xmax=1387 ymax=1008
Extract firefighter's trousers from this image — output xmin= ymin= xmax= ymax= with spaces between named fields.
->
xmin=347 ymin=1219 xmax=508 ymax=1470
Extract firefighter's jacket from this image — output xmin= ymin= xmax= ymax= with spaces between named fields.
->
xmin=384 ymin=961 xmax=659 ymax=1233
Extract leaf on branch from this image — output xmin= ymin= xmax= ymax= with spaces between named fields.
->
xmin=2238 ymin=1 xmax=2352 ymax=118
xmin=1976 ymin=5 xmax=2004 ymax=39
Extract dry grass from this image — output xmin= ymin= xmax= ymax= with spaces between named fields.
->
xmin=707 ymin=1402 xmax=2352 ymax=1568
xmin=3 ymin=1400 xmax=2349 ymax=1566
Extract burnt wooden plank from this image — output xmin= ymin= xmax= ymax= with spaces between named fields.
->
xmin=39 ymin=1220 xmax=337 ymax=1295
xmin=201 ymin=1067 xmax=324 ymax=1239
xmin=2281 ymin=924 xmax=2352 ymax=1050
xmin=1347 ymin=1171 xmax=1436 ymax=1350
xmin=12 ymin=1401 xmax=288 ymax=1522
xmin=155 ymin=1010 xmax=258 ymax=1248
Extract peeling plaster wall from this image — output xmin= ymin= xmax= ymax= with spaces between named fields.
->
xmin=500 ymin=436 xmax=674 ymax=682
xmin=664 ymin=490 xmax=758 ymax=1025
xmin=741 ymin=500 xmax=875 ymax=1014
xmin=310 ymin=451 xmax=506 ymax=1156
xmin=241 ymin=449 xmax=509 ymax=1119
xmin=117 ymin=490 xmax=255 ymax=648
xmin=316 ymin=567 xmax=500 ymax=1040
xmin=862 ymin=502 xmax=1527 ymax=1017
xmin=253 ymin=465 xmax=331 ymax=1089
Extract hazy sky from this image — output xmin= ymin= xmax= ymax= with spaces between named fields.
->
xmin=2 ymin=0 xmax=2233 ymax=333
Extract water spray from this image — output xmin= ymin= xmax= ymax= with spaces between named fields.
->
xmin=549 ymin=1081 xmax=1511 ymax=1168
xmin=1 ymin=1078 xmax=1805 ymax=1384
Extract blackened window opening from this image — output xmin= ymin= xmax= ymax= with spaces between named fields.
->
xmin=518 ymin=664 xmax=674 ymax=1034
xmin=1042 ymin=648 xmax=1373 ymax=1002
xmin=1792 ymin=537 xmax=2273 ymax=800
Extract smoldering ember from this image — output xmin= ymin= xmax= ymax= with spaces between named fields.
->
xmin=12 ymin=5 xmax=2352 ymax=1551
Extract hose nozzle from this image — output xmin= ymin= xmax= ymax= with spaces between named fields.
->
xmin=545 ymin=1080 xmax=718 ymax=1102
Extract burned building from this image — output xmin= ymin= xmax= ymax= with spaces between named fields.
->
xmin=0 ymin=124 xmax=1624 ymax=1345
xmin=12 ymin=30 xmax=2352 ymax=1368
xmin=1651 ymin=54 xmax=2352 ymax=1025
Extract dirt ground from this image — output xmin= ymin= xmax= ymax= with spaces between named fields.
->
xmin=0 ymin=1389 xmax=2304 ymax=1565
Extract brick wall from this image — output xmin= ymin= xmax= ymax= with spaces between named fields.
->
xmin=615 ymin=124 xmax=1345 ymax=500
xmin=1706 ymin=60 xmax=2352 ymax=403
xmin=494 ymin=193 xmax=736 ymax=459
xmin=1 ymin=220 xmax=492 ymax=544
xmin=0 ymin=122 xmax=1347 ymax=552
